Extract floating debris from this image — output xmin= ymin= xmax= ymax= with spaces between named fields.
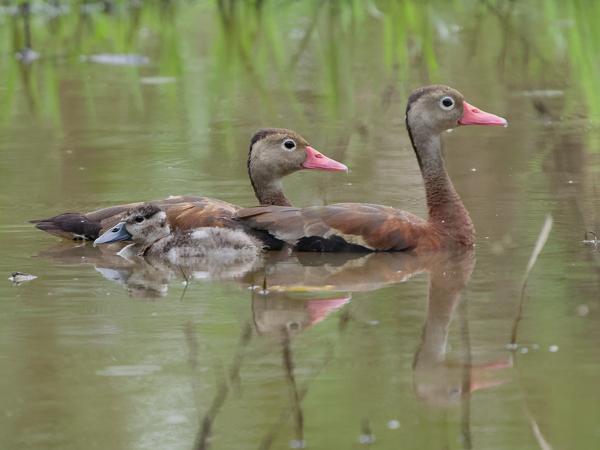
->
xmin=165 ymin=413 xmax=187 ymax=425
xmin=96 ymin=364 xmax=161 ymax=376
xmin=387 ymin=420 xmax=401 ymax=430
xmin=15 ymin=48 xmax=40 ymax=64
xmin=81 ymin=54 xmax=150 ymax=66
xmin=576 ymin=304 xmax=590 ymax=317
xmin=582 ymin=231 xmax=599 ymax=249
xmin=359 ymin=419 xmax=375 ymax=445
xmin=8 ymin=272 xmax=37 ymax=284
xmin=289 ymin=440 xmax=306 ymax=449
xmin=548 ymin=345 xmax=559 ymax=353
xmin=140 ymin=76 xmax=176 ymax=85
xmin=358 ymin=434 xmax=376 ymax=445
xmin=519 ymin=90 xmax=564 ymax=98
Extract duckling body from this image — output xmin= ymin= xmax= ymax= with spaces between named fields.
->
xmin=145 ymin=227 xmax=262 ymax=266
xmin=95 ymin=204 xmax=263 ymax=267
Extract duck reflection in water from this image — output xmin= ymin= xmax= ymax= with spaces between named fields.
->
xmin=36 ymin=239 xmax=262 ymax=298
xmin=411 ymin=250 xmax=512 ymax=408
xmin=37 ymin=241 xmax=511 ymax=408
xmin=252 ymin=250 xmax=511 ymax=409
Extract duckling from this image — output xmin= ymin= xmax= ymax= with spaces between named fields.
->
xmin=94 ymin=203 xmax=263 ymax=266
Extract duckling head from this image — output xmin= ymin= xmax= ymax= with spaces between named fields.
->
xmin=94 ymin=203 xmax=171 ymax=246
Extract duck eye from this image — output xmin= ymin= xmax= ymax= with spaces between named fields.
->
xmin=440 ymin=96 xmax=455 ymax=111
xmin=134 ymin=216 xmax=144 ymax=223
xmin=282 ymin=139 xmax=296 ymax=151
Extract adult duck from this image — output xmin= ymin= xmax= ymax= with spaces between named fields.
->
xmin=31 ymin=128 xmax=347 ymax=241
xmin=235 ymin=86 xmax=507 ymax=252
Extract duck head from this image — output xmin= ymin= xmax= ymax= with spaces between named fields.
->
xmin=94 ymin=203 xmax=170 ymax=246
xmin=406 ymin=85 xmax=507 ymax=135
xmin=248 ymin=128 xmax=347 ymax=206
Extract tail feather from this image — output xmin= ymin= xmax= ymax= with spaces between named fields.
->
xmin=30 ymin=213 xmax=102 ymax=241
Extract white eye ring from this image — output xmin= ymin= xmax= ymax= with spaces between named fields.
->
xmin=282 ymin=139 xmax=296 ymax=151
xmin=439 ymin=96 xmax=455 ymax=111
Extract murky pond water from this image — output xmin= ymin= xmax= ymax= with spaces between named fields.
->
xmin=1 ymin=1 xmax=600 ymax=449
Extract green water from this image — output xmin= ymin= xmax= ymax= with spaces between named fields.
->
xmin=1 ymin=1 xmax=599 ymax=449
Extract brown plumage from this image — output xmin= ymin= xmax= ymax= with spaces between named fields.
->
xmin=31 ymin=129 xmax=347 ymax=242
xmin=236 ymin=86 xmax=507 ymax=252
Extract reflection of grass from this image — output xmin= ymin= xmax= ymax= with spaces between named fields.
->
xmin=2 ymin=1 xmax=600 ymax=161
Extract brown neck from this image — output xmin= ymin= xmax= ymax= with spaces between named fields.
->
xmin=251 ymin=180 xmax=292 ymax=207
xmin=247 ymin=154 xmax=292 ymax=206
xmin=407 ymin=126 xmax=475 ymax=245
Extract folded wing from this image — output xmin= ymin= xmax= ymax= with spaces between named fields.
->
xmin=236 ymin=203 xmax=430 ymax=251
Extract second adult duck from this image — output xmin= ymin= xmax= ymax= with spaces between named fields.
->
xmin=31 ymin=128 xmax=347 ymax=241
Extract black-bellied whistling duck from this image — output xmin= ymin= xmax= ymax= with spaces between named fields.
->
xmin=236 ymin=86 xmax=507 ymax=252
xmin=31 ymin=128 xmax=347 ymax=241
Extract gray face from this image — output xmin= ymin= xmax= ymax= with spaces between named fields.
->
xmin=122 ymin=209 xmax=169 ymax=244
xmin=94 ymin=205 xmax=170 ymax=246
xmin=249 ymin=130 xmax=312 ymax=181
xmin=406 ymin=86 xmax=465 ymax=133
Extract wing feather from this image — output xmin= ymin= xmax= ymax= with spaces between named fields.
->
xmin=33 ymin=196 xmax=240 ymax=240
xmin=235 ymin=203 xmax=429 ymax=251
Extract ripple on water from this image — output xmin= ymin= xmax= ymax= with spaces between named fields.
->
xmin=96 ymin=365 xmax=162 ymax=377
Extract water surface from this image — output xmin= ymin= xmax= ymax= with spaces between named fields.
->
xmin=1 ymin=1 xmax=599 ymax=449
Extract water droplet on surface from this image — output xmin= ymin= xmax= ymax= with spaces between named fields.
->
xmin=387 ymin=419 xmax=400 ymax=429
xmin=576 ymin=304 xmax=589 ymax=317
xmin=359 ymin=434 xmax=376 ymax=444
